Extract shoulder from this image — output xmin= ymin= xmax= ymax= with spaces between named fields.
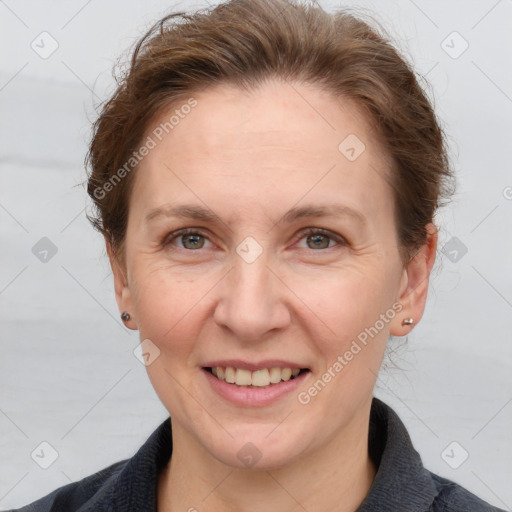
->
xmin=361 ymin=398 xmax=506 ymax=512
xmin=5 ymin=417 xmax=172 ymax=512
xmin=3 ymin=459 xmax=128 ymax=512
xmin=429 ymin=472 xmax=506 ymax=512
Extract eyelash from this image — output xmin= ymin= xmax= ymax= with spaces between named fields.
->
xmin=160 ymin=227 xmax=346 ymax=252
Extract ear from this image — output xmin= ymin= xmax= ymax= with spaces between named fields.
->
xmin=390 ymin=223 xmax=438 ymax=336
xmin=105 ymin=236 xmax=137 ymax=330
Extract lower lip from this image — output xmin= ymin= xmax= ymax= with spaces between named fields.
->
xmin=202 ymin=368 xmax=309 ymax=407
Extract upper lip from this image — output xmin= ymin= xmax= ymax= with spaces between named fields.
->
xmin=202 ymin=359 xmax=309 ymax=371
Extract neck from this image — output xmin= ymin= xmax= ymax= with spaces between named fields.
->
xmin=158 ymin=401 xmax=376 ymax=512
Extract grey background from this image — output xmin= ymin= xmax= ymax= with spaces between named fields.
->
xmin=0 ymin=0 xmax=511 ymax=509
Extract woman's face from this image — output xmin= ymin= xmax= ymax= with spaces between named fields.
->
xmin=112 ymin=79 xmax=431 ymax=469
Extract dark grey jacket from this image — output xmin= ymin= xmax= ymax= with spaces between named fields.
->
xmin=4 ymin=398 xmax=505 ymax=511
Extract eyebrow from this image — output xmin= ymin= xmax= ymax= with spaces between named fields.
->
xmin=144 ymin=203 xmax=366 ymax=227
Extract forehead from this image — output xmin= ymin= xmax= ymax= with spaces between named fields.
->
xmin=131 ymin=80 xmax=393 ymax=225
xmin=147 ymin=80 xmax=379 ymax=159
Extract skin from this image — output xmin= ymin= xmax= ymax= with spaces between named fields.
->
xmin=107 ymin=79 xmax=437 ymax=512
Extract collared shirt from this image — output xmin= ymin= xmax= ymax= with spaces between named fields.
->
xmin=6 ymin=397 xmax=505 ymax=511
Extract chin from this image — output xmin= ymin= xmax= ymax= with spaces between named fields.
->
xmin=200 ymin=423 xmax=311 ymax=471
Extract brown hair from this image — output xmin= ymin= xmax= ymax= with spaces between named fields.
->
xmin=85 ymin=0 xmax=453 ymax=266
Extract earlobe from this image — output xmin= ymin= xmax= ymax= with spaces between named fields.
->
xmin=390 ymin=224 xmax=438 ymax=336
xmin=105 ymin=237 xmax=138 ymax=330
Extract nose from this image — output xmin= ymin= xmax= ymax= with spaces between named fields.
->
xmin=213 ymin=250 xmax=291 ymax=342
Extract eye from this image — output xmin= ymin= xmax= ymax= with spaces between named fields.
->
xmin=161 ymin=227 xmax=346 ymax=252
xmin=296 ymin=228 xmax=346 ymax=250
xmin=162 ymin=228 xmax=213 ymax=250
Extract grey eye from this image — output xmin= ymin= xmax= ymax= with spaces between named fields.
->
xmin=181 ymin=233 xmax=206 ymax=249
xmin=306 ymin=233 xmax=331 ymax=250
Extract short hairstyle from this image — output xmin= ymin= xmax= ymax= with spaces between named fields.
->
xmin=86 ymin=0 xmax=453 ymax=265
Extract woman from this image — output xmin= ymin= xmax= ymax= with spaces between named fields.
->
xmin=6 ymin=0 xmax=506 ymax=510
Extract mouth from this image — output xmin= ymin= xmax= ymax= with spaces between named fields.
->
xmin=203 ymin=366 xmax=310 ymax=388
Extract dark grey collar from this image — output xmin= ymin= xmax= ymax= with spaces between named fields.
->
xmin=357 ymin=397 xmax=437 ymax=511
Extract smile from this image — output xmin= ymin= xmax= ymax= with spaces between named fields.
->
xmin=206 ymin=366 xmax=309 ymax=387
xmin=202 ymin=363 xmax=311 ymax=407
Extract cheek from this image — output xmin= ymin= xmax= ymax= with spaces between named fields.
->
xmin=131 ymin=268 xmax=213 ymax=423
xmin=295 ymin=264 xmax=398 ymax=339
xmin=130 ymin=264 xmax=211 ymax=357
xmin=301 ymin=273 xmax=396 ymax=410
xmin=297 ymin=265 xmax=400 ymax=403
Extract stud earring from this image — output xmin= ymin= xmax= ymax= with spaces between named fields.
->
xmin=121 ymin=312 xmax=131 ymax=322
xmin=401 ymin=317 xmax=414 ymax=326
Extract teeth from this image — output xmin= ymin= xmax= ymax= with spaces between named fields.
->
xmin=225 ymin=366 xmax=236 ymax=383
xmin=269 ymin=367 xmax=281 ymax=384
xmin=235 ymin=369 xmax=252 ymax=386
xmin=251 ymin=368 xmax=270 ymax=387
xmin=281 ymin=368 xmax=292 ymax=381
xmin=211 ymin=366 xmax=304 ymax=387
